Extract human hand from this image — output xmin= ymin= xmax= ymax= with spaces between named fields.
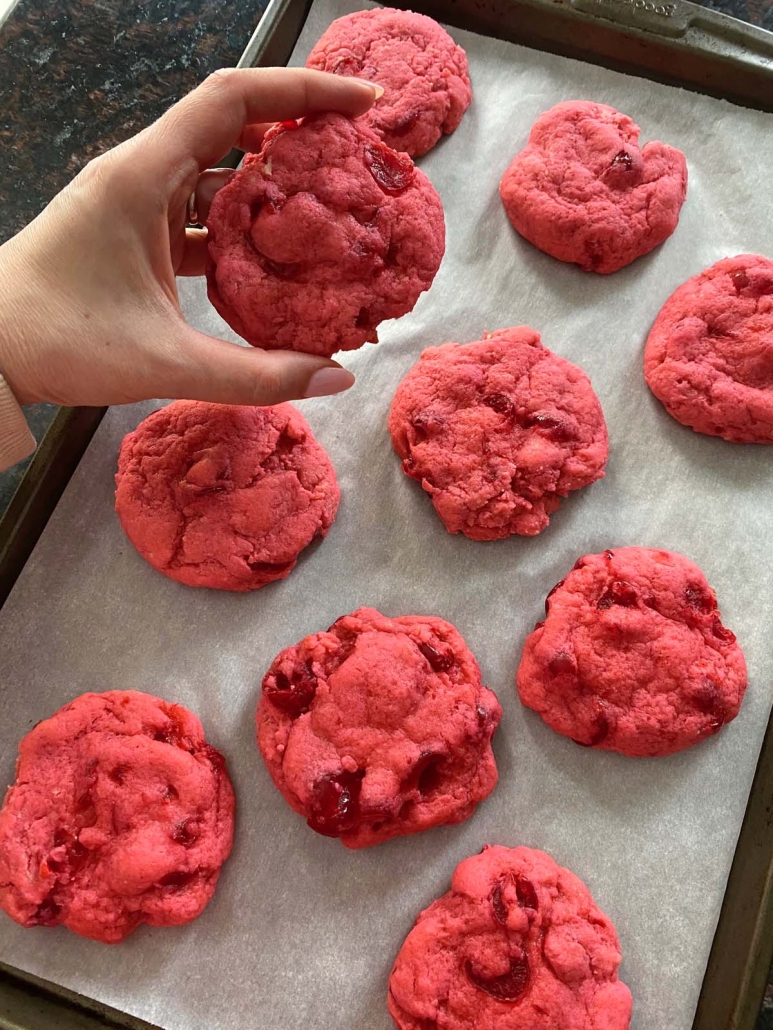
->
xmin=0 ymin=68 xmax=380 ymax=408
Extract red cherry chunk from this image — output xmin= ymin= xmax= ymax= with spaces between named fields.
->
xmin=490 ymin=869 xmax=540 ymax=927
xmin=465 ymin=949 xmax=531 ymax=1003
xmin=307 ymin=770 xmax=364 ymax=837
xmin=32 ymin=897 xmax=62 ymax=926
xmin=597 ymin=580 xmax=638 ymax=609
xmin=573 ymin=710 xmax=610 ymax=748
xmin=418 ymin=642 xmax=454 ymax=673
xmin=545 ymin=578 xmax=565 ymax=614
xmin=491 ymin=874 xmax=538 ymax=925
xmin=331 ymin=56 xmax=359 ymax=75
xmin=491 ymin=879 xmax=509 ymax=924
xmin=525 ymin=412 xmax=573 ymax=441
xmin=515 ymin=875 xmax=538 ymax=911
xmin=252 ymin=247 xmax=302 ymax=281
xmin=364 ymin=143 xmax=414 ymax=194
xmin=482 ymin=393 xmax=516 ymax=419
xmin=172 ymin=820 xmax=198 ymax=847
xmin=711 ymin=616 xmax=736 ymax=644
xmin=264 ymin=666 xmax=317 ymax=716
xmin=404 ymin=751 xmax=445 ymax=795
xmin=48 ymin=835 xmax=88 ymax=874
xmin=411 ymin=411 xmax=445 ymax=439
xmin=158 ymin=871 xmax=196 ymax=890
xmin=548 ymin=651 xmax=575 ymax=676
xmin=691 ymin=679 xmax=725 ymax=717
xmin=732 ymin=269 xmax=750 ymax=292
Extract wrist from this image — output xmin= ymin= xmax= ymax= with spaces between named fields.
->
xmin=0 ymin=372 xmax=35 ymax=469
xmin=0 ymin=235 xmax=49 ymax=406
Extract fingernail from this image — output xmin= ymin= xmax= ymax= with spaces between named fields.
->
xmin=304 ymin=367 xmax=356 ymax=398
xmin=351 ymin=78 xmax=385 ymax=99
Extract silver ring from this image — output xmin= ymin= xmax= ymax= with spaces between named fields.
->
xmin=186 ymin=191 xmax=199 ymax=226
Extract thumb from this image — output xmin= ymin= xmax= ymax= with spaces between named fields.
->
xmin=164 ymin=330 xmax=356 ymax=406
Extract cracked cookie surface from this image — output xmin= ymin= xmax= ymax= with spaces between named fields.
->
xmin=388 ymin=844 xmax=632 ymax=1030
xmin=206 ymin=112 xmax=445 ymax=356
xmin=388 ymin=327 xmax=608 ymax=540
xmin=0 ymin=690 xmax=234 ymax=944
xmin=256 ymin=607 xmax=501 ymax=849
xmin=499 ymin=101 xmax=687 ymax=274
xmin=517 ymin=547 xmax=747 ymax=757
xmin=115 ymin=400 xmax=339 ymax=592
xmin=644 ymin=254 xmax=773 ymax=442
xmin=306 ymin=7 xmax=471 ymax=157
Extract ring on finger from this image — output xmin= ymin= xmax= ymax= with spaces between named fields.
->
xmin=186 ymin=191 xmax=200 ymax=227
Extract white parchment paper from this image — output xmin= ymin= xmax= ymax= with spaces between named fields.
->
xmin=2 ymin=3 xmax=773 ymax=1027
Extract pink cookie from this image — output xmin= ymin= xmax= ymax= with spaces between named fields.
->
xmin=500 ymin=101 xmax=687 ymax=274
xmin=306 ymin=7 xmax=471 ymax=157
xmin=116 ymin=400 xmax=339 ymax=592
xmin=388 ymin=844 xmax=632 ymax=1029
xmin=256 ymin=607 xmax=501 ymax=849
xmin=206 ymin=112 xmax=445 ymax=357
xmin=644 ymin=254 xmax=773 ymax=442
xmin=0 ymin=691 xmax=235 ymax=944
xmin=388 ymin=327 xmax=608 ymax=539
xmin=517 ymin=547 xmax=747 ymax=757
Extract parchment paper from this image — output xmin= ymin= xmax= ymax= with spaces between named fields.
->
xmin=2 ymin=3 xmax=773 ymax=1027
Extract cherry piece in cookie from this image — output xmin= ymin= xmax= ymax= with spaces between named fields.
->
xmin=499 ymin=101 xmax=687 ymax=274
xmin=205 ymin=112 xmax=445 ymax=357
xmin=0 ymin=691 xmax=234 ymax=944
xmin=517 ymin=547 xmax=747 ymax=757
xmin=388 ymin=326 xmax=608 ymax=539
xmin=256 ymin=607 xmax=501 ymax=848
xmin=644 ymin=254 xmax=773 ymax=443
xmin=306 ymin=7 xmax=472 ymax=158
xmin=115 ymin=400 xmax=339 ymax=592
xmin=388 ymin=844 xmax=632 ymax=1029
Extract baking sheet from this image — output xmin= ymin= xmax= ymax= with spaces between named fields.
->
xmin=2 ymin=2 xmax=773 ymax=1027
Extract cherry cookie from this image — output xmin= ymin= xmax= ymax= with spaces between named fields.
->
xmin=0 ymin=691 xmax=235 ymax=944
xmin=388 ymin=844 xmax=632 ymax=1029
xmin=116 ymin=400 xmax=339 ymax=592
xmin=206 ymin=112 xmax=445 ymax=357
xmin=388 ymin=326 xmax=608 ymax=539
xmin=645 ymin=254 xmax=773 ymax=442
xmin=256 ymin=607 xmax=501 ymax=848
xmin=306 ymin=7 xmax=472 ymax=157
xmin=517 ymin=547 xmax=747 ymax=757
xmin=500 ymin=101 xmax=687 ymax=274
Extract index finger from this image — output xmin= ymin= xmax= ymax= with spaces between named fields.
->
xmin=139 ymin=67 xmax=380 ymax=173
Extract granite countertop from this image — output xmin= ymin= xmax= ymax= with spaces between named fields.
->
xmin=1 ymin=0 xmax=773 ymax=1025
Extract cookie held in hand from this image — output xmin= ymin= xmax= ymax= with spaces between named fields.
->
xmin=206 ymin=112 xmax=445 ymax=356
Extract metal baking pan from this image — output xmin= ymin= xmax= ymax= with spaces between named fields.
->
xmin=1 ymin=0 xmax=772 ymax=1026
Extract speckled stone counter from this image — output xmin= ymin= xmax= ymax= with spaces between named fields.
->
xmin=1 ymin=0 xmax=773 ymax=1024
